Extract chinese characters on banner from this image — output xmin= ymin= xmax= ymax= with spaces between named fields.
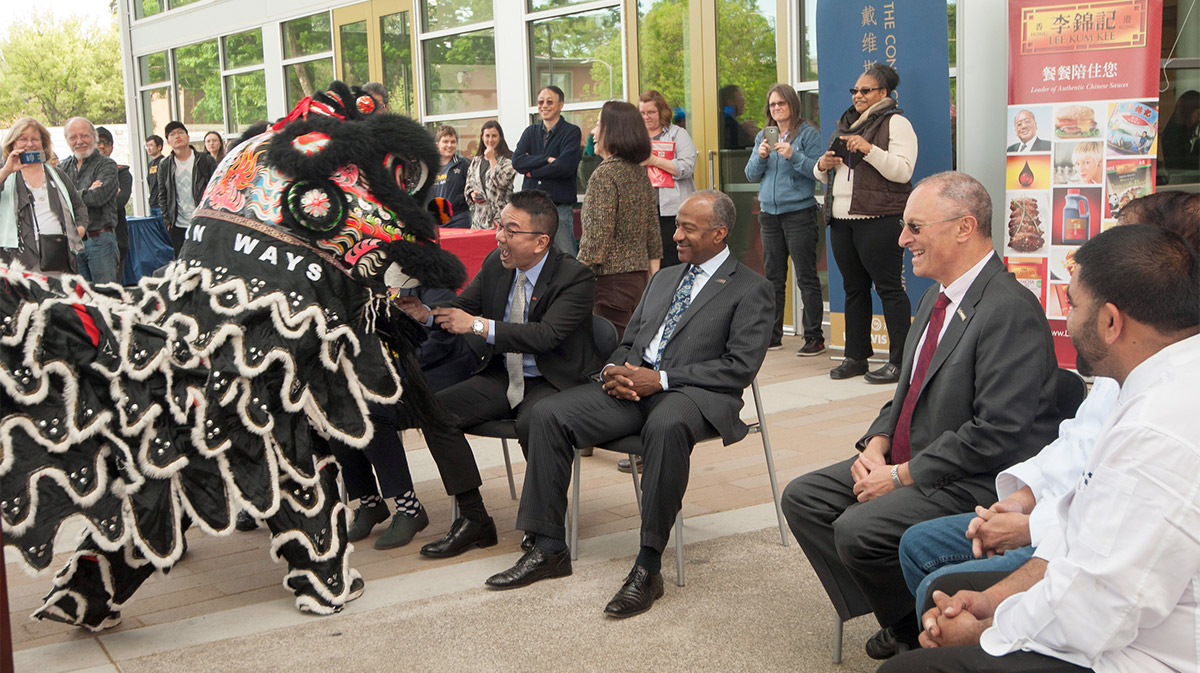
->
xmin=817 ymin=0 xmax=952 ymax=353
xmin=1004 ymin=0 xmax=1162 ymax=368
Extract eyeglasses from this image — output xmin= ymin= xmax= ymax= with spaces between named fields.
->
xmin=493 ymin=219 xmax=545 ymax=238
xmin=900 ymin=214 xmax=968 ymax=235
xmin=849 ymin=87 xmax=885 ymax=96
xmin=768 ymin=101 xmax=788 ymax=108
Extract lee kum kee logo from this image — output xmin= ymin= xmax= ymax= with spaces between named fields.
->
xmin=1020 ymin=0 xmax=1148 ymax=55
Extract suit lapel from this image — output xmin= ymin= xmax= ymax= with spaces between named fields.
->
xmin=631 ymin=264 xmax=688 ymax=356
xmin=489 ymin=262 xmax=516 ymax=319
xmin=920 ymin=256 xmax=1002 ymax=395
xmin=672 ymin=254 xmax=736 ymax=335
xmin=527 ymin=250 xmax=555 ymax=318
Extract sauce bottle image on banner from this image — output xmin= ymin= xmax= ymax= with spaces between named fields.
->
xmin=1062 ymin=188 xmax=1090 ymax=244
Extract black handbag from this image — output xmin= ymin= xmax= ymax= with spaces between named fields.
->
xmin=37 ymin=233 xmax=72 ymax=272
xmin=31 ymin=195 xmax=75 ymax=273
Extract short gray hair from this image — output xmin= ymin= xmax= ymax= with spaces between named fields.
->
xmin=915 ymin=171 xmax=992 ymax=239
xmin=63 ymin=117 xmax=96 ymax=139
xmin=362 ymin=82 xmax=388 ymax=105
xmin=693 ymin=189 xmax=736 ymax=231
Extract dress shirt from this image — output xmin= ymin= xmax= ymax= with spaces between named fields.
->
xmin=907 ymin=252 xmax=995 ymax=385
xmin=981 ymin=334 xmax=1200 ymax=673
xmin=485 ymin=251 xmax=548 ymax=378
xmin=639 ymin=246 xmax=731 ymax=389
xmin=994 ymin=377 xmax=1119 ymax=546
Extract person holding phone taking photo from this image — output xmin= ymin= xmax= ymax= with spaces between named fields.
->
xmin=745 ymin=84 xmax=825 ymax=355
xmin=815 ymin=63 xmax=917 ymax=384
xmin=0 ymin=117 xmax=87 ymax=276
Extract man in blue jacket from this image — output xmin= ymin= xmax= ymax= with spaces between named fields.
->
xmin=512 ymin=86 xmax=582 ymax=256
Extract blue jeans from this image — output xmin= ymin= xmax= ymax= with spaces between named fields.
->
xmin=899 ymin=512 xmax=1036 ymax=617
xmin=759 ymin=206 xmax=823 ymax=342
xmin=77 ymin=231 xmax=120 ymax=284
xmin=554 ymin=203 xmax=578 ymax=257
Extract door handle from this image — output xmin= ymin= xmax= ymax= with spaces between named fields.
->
xmin=708 ymin=149 xmax=716 ymax=190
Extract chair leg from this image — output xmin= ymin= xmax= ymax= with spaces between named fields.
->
xmin=629 ymin=454 xmax=643 ymax=514
xmin=832 ymin=614 xmax=844 ymax=664
xmin=674 ymin=512 xmax=684 ymax=587
xmin=570 ymin=450 xmax=581 ymax=561
xmin=752 ymin=380 xmax=790 ymax=547
xmin=500 ymin=438 xmax=517 ymax=500
xmin=450 ymin=495 xmax=459 ymax=522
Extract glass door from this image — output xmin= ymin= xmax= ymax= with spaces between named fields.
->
xmin=332 ymin=0 xmax=416 ymax=117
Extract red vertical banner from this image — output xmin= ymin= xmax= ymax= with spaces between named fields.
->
xmin=1005 ymin=0 xmax=1162 ymax=369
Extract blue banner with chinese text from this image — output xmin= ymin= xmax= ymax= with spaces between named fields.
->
xmin=816 ymin=0 xmax=953 ymax=352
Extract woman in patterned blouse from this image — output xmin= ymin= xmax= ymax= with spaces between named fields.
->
xmin=579 ymin=101 xmax=662 ymax=337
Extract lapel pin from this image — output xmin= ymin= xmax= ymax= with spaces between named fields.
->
xmin=714 ymin=278 xmax=727 ymax=284
xmin=957 ymin=308 xmax=966 ymax=320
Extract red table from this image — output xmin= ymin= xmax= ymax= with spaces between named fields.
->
xmin=438 ymin=227 xmax=495 ymax=288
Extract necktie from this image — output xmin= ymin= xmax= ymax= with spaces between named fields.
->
xmin=1019 ymin=143 xmax=1028 ymax=153
xmin=654 ymin=265 xmax=701 ymax=369
xmin=890 ymin=292 xmax=952 ymax=464
xmin=505 ymin=271 xmax=528 ymax=408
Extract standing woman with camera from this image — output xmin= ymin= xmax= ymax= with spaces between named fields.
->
xmin=744 ymin=84 xmax=824 ymax=355
xmin=815 ymin=63 xmax=916 ymax=384
xmin=0 ymin=117 xmax=87 ymax=275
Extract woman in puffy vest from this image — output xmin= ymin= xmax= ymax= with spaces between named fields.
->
xmin=815 ymin=63 xmax=917 ymax=385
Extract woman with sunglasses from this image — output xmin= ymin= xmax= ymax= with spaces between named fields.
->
xmin=815 ymin=63 xmax=917 ymax=383
xmin=744 ymin=83 xmax=824 ymax=355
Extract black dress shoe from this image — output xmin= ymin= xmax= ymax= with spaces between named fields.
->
xmin=520 ymin=533 xmax=534 ymax=552
xmin=603 ymin=565 xmax=664 ymax=619
xmin=864 ymin=362 xmax=901 ymax=384
xmin=485 ymin=547 xmax=572 ymax=589
xmin=235 ymin=511 xmax=259 ymax=532
xmin=419 ymin=516 xmax=498 ymax=558
xmin=865 ymin=626 xmax=914 ymax=659
xmin=829 ymin=358 xmax=869 ymax=380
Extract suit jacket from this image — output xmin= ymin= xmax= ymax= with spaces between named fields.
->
xmin=860 ymin=254 xmax=1061 ymax=496
xmin=434 ymin=247 xmax=598 ymax=391
xmin=611 ymin=253 xmax=773 ymax=445
xmin=1006 ymin=137 xmax=1052 ymax=152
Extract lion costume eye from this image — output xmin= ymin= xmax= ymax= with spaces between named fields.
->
xmin=383 ymin=153 xmax=429 ymax=196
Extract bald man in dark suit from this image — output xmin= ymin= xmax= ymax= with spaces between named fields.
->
xmin=484 ymin=190 xmax=774 ymax=619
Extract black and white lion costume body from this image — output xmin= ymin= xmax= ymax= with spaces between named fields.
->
xmin=0 ymin=82 xmax=466 ymax=625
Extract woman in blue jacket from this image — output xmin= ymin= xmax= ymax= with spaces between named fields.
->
xmin=745 ymin=84 xmax=824 ymax=354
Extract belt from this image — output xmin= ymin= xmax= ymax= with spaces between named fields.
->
xmin=88 ymin=227 xmax=114 ymax=236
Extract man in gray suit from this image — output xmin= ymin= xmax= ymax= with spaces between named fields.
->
xmin=782 ymin=172 xmax=1062 ymax=658
xmin=485 ymin=190 xmax=773 ymax=618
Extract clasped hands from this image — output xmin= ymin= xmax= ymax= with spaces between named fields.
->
xmin=849 ymin=436 xmax=899 ymax=502
xmin=601 ymin=363 xmax=661 ymax=402
xmin=919 ymin=589 xmax=996 ymax=648
xmin=966 ymin=500 xmax=1032 ymax=558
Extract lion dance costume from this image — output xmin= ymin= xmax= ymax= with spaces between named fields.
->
xmin=0 ymin=82 xmax=466 ymax=627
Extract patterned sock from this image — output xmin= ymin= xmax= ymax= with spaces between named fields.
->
xmin=359 ymin=494 xmax=383 ymax=509
xmin=534 ymin=535 xmax=567 ymax=555
xmin=392 ymin=491 xmax=423 ymax=518
xmin=635 ymin=545 xmax=662 ymax=575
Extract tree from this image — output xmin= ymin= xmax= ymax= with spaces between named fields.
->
xmin=0 ymin=10 xmax=125 ymax=126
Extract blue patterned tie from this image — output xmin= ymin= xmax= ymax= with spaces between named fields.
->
xmin=654 ymin=265 xmax=701 ymax=369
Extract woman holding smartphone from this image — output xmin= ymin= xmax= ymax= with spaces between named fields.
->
xmin=464 ymin=121 xmax=516 ymax=230
xmin=814 ymin=63 xmax=916 ymax=384
xmin=0 ymin=117 xmax=87 ymax=275
xmin=744 ymin=84 xmax=824 ymax=355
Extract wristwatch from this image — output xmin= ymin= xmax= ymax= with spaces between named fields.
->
xmin=890 ymin=465 xmax=903 ymax=489
xmin=471 ymin=317 xmax=485 ymax=336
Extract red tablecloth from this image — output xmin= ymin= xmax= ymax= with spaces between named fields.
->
xmin=438 ymin=227 xmax=495 ymax=287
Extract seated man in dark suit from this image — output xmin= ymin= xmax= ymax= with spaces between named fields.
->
xmin=395 ymin=189 xmax=598 ymax=559
xmin=782 ymin=171 xmax=1062 ymax=658
xmin=484 ymin=190 xmax=773 ymax=619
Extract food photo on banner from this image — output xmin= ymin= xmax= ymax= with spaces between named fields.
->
xmin=1006 ymin=0 xmax=1163 ymax=368
xmin=815 ymin=0 xmax=953 ymax=355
